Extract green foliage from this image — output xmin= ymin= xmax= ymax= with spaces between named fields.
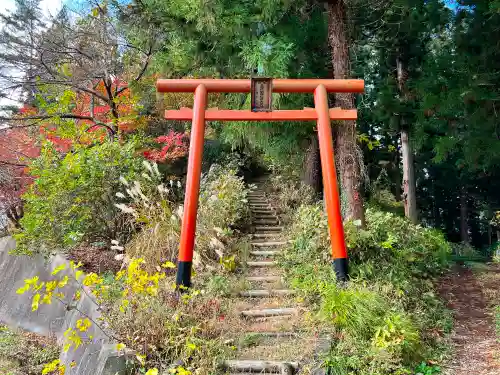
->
xmin=0 ymin=325 xmax=59 ymax=375
xmin=15 ymin=140 xmax=145 ymax=254
xmin=280 ymin=204 xmax=452 ymax=373
xmin=195 ymin=159 xmax=250 ymax=265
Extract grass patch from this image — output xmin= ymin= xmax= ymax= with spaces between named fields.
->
xmin=0 ymin=325 xmax=59 ymax=375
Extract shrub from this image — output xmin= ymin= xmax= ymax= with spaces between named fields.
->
xmin=16 ymin=258 xmax=231 ymax=375
xmin=260 ymin=174 xmax=315 ymax=222
xmin=15 ymin=140 xmax=145 ymax=255
xmin=114 ymin=160 xmax=182 ymax=271
xmin=195 ymin=161 xmax=250 ymax=266
xmin=279 ymin=204 xmax=452 ymax=374
xmin=120 ymin=159 xmax=249 ymax=272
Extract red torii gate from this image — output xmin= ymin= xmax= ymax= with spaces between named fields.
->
xmin=156 ymin=78 xmax=365 ymax=287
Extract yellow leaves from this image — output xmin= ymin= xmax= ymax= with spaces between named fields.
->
xmin=75 ymin=270 xmax=84 ymax=281
xmin=51 ymin=264 xmax=66 ymax=275
xmin=58 ymin=275 xmax=69 ymax=288
xmin=220 ymin=255 xmax=236 ymax=272
xmin=122 ymin=258 xmax=166 ymax=297
xmin=42 ymin=293 xmax=53 ymax=305
xmin=70 ymin=261 xmax=82 ymax=271
xmin=63 ymin=327 xmax=83 ymax=351
xmin=33 ymin=281 xmax=45 ymax=292
xmin=169 ymin=367 xmax=191 ymax=375
xmin=136 ymin=354 xmax=146 ymax=366
xmin=73 ymin=290 xmax=82 ymax=301
xmin=82 ymin=273 xmax=103 ymax=287
xmin=41 ymin=359 xmax=66 ymax=375
xmin=186 ymin=342 xmax=198 ymax=351
xmin=119 ymin=299 xmax=129 ymax=313
xmin=42 ymin=359 xmax=61 ymax=374
xmin=45 ymin=281 xmax=58 ymax=293
xmin=145 ymin=369 xmax=158 ymax=375
xmin=17 ymin=276 xmax=40 ymax=294
xmin=32 ymin=293 xmax=40 ymax=311
xmin=116 ymin=343 xmax=126 ymax=351
xmin=76 ymin=318 xmax=92 ymax=332
xmin=16 ymin=284 xmax=30 ymax=294
xmin=161 ymin=261 xmax=176 ymax=269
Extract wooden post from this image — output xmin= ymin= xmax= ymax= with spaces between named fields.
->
xmin=314 ymin=84 xmax=348 ymax=281
xmin=176 ymin=84 xmax=207 ymax=288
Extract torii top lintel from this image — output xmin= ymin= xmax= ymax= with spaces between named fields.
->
xmin=157 ymin=79 xmax=364 ymax=121
xmin=156 ymin=78 xmax=364 ymax=93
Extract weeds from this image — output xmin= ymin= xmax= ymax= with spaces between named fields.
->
xmin=0 ymin=325 xmax=59 ymax=375
xmin=279 ymin=203 xmax=452 ymax=374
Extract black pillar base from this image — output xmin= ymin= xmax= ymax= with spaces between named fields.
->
xmin=176 ymin=261 xmax=192 ymax=289
xmin=333 ymin=258 xmax=349 ymax=282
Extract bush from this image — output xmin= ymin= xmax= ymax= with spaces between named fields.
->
xmin=260 ymin=174 xmax=315 ymax=222
xmin=120 ymin=159 xmax=249 ymax=271
xmin=16 ymin=258 xmax=231 ymax=375
xmin=115 ymin=160 xmax=182 ymax=271
xmin=196 ymin=161 xmax=250 ymax=266
xmin=279 ymin=204 xmax=452 ymax=374
xmin=15 ymin=140 xmax=145 ymax=255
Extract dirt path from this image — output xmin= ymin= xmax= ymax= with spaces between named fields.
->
xmin=439 ymin=263 xmax=499 ymax=375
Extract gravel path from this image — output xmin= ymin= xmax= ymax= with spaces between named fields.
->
xmin=439 ymin=264 xmax=499 ymax=375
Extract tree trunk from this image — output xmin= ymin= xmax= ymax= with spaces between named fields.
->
xmin=303 ymin=134 xmax=322 ymax=194
xmin=396 ymin=56 xmax=418 ymax=224
xmin=401 ymin=129 xmax=418 ymax=223
xmin=393 ymin=146 xmax=402 ymax=201
xmin=460 ymin=185 xmax=469 ymax=243
xmin=327 ymin=0 xmax=365 ymax=224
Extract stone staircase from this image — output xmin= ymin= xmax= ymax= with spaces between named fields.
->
xmin=222 ymin=185 xmax=324 ymax=374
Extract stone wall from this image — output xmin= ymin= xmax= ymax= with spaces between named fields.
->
xmin=0 ymin=236 xmax=131 ymax=375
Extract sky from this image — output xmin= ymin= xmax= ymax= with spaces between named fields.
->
xmin=0 ymin=0 xmax=63 ymax=18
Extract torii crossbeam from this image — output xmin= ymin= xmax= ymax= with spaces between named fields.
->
xmin=156 ymin=78 xmax=365 ymax=288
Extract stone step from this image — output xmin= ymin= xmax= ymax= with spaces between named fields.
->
xmin=243 ymin=316 xmax=300 ymax=333
xmin=249 ymin=250 xmax=281 ymax=257
xmin=255 ymin=226 xmax=283 ymax=232
xmin=244 ymin=331 xmax=299 ymax=338
xmin=251 ymin=210 xmax=275 ymax=214
xmin=251 ymin=241 xmax=287 ymax=247
xmin=223 ymin=360 xmax=299 ymax=374
xmin=246 ymin=260 xmax=277 ymax=267
xmin=254 ymin=219 xmax=279 ymax=225
xmin=241 ymin=308 xmax=298 ymax=318
xmin=252 ymin=213 xmax=277 ymax=218
xmin=252 ymin=217 xmax=277 ymax=221
xmin=246 ymin=275 xmax=282 ymax=282
xmin=240 ymin=289 xmax=295 ymax=297
xmin=252 ymin=233 xmax=281 ymax=238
